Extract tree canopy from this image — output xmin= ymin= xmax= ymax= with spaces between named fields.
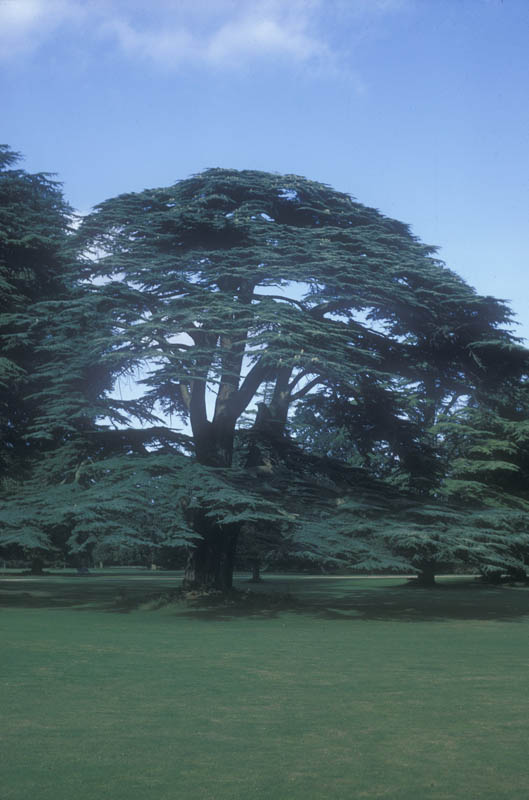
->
xmin=72 ymin=168 xmax=528 ymax=585
xmin=2 ymin=160 xmax=529 ymax=586
xmin=77 ymin=169 xmax=521 ymax=455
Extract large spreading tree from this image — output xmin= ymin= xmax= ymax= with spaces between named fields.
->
xmin=68 ymin=168 xmax=527 ymax=588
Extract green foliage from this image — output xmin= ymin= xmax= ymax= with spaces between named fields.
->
xmin=252 ymin=450 xmax=529 ymax=576
xmin=0 ymin=146 xmax=134 ymax=564
xmin=0 ymin=454 xmax=197 ymax=562
xmin=0 ymin=145 xmax=75 ymax=480
xmin=76 ymin=168 xmax=520 ymax=464
xmin=3 ymin=157 xmax=529 ymax=582
xmin=291 ymin=377 xmax=441 ymax=491
xmin=435 ymin=405 xmax=529 ymax=510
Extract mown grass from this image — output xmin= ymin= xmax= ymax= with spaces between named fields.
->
xmin=2 ymin=571 xmax=529 ymax=799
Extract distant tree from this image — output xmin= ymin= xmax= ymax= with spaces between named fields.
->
xmin=0 ymin=145 xmax=73 ymax=482
xmin=72 ymin=168 xmax=525 ymax=588
xmin=0 ymin=148 xmax=165 ymax=569
xmin=0 ymin=146 xmax=82 ymax=570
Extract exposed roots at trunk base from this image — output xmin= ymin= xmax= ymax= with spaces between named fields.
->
xmin=407 ymin=564 xmax=437 ymax=587
xmin=141 ymin=586 xmax=297 ymax=612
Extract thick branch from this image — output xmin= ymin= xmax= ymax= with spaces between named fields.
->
xmin=189 ymin=372 xmax=210 ymax=435
xmin=288 ymin=369 xmax=311 ymax=392
xmin=151 ymin=329 xmax=210 ymax=427
xmin=213 ymin=285 xmax=255 ymax=422
xmin=252 ymin=293 xmax=307 ymax=312
xmin=310 ymin=298 xmax=354 ymax=319
xmin=290 ymin=375 xmax=324 ymax=401
xmin=214 ymin=343 xmax=245 ymax=421
xmin=85 ymin=426 xmax=194 ymax=451
xmin=442 ymin=393 xmax=463 ymax=414
xmin=231 ymin=359 xmax=272 ymax=420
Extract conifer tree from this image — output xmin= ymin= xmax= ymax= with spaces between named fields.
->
xmin=72 ymin=168 xmax=525 ymax=588
xmin=0 ymin=147 xmax=139 ymax=569
xmin=0 ymin=146 xmax=83 ymax=569
xmin=0 ymin=145 xmax=72 ymax=480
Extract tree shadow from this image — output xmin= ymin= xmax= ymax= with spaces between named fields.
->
xmin=314 ymin=581 xmax=529 ymax=623
xmin=0 ymin=575 xmax=165 ymax=614
xmin=172 ymin=580 xmax=529 ymax=623
xmin=1 ymin=574 xmax=529 ymax=622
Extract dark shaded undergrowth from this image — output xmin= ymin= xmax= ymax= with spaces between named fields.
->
xmin=1 ymin=571 xmax=529 ymax=622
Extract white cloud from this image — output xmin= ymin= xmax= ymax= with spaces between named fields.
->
xmin=102 ymin=18 xmax=195 ymax=67
xmin=0 ymin=0 xmax=84 ymax=59
xmin=207 ymin=16 xmax=322 ymax=65
xmin=99 ymin=0 xmax=328 ymax=70
xmin=0 ymin=0 xmax=409 ymax=72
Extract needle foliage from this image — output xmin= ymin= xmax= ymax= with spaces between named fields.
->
xmin=2 ymin=161 xmax=529 ymax=584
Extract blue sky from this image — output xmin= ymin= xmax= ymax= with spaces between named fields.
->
xmin=2 ymin=0 xmax=529 ymax=341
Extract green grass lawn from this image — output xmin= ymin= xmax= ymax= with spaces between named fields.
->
xmin=2 ymin=571 xmax=529 ymax=799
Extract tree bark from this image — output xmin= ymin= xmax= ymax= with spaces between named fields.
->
xmin=415 ymin=562 xmax=436 ymax=586
xmin=185 ymin=412 xmax=241 ymax=590
xmin=252 ymin=401 xmax=289 ymax=441
xmin=30 ymin=556 xmax=44 ymax=575
xmin=194 ymin=418 xmax=235 ymax=468
xmin=183 ymin=512 xmax=238 ymax=591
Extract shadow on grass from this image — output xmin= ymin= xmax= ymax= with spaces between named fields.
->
xmin=1 ymin=573 xmax=529 ymax=622
xmin=0 ymin=575 xmax=160 ymax=614
xmin=173 ymin=580 xmax=529 ymax=623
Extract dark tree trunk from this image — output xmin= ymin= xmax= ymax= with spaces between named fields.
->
xmin=194 ymin=420 xmax=234 ymax=468
xmin=249 ymin=559 xmax=263 ymax=583
xmin=185 ymin=416 xmax=241 ymax=591
xmin=183 ymin=513 xmax=238 ymax=591
xmin=415 ymin=562 xmax=436 ymax=586
xmin=253 ymin=399 xmax=289 ymax=441
xmin=30 ymin=556 xmax=44 ymax=575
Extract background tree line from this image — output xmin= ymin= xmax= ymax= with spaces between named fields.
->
xmin=2 ymin=145 xmax=529 ymax=586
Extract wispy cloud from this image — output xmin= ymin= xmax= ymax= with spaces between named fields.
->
xmin=0 ymin=0 xmax=409 ymax=72
xmin=103 ymin=1 xmax=328 ymax=69
xmin=0 ymin=0 xmax=83 ymax=59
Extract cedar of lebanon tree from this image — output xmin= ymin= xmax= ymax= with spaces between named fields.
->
xmin=76 ymin=168 xmax=520 ymax=589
